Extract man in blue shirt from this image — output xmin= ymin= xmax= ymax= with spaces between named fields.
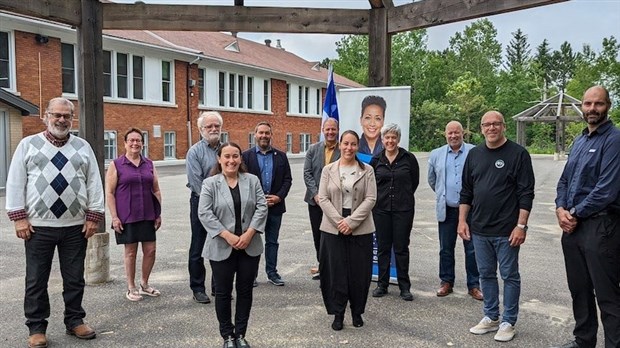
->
xmin=243 ymin=122 xmax=292 ymax=286
xmin=428 ymin=121 xmax=481 ymax=301
xmin=553 ymin=86 xmax=620 ymax=348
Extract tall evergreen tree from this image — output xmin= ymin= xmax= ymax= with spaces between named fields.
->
xmin=533 ymin=39 xmax=553 ymax=99
xmin=505 ymin=29 xmax=531 ymax=73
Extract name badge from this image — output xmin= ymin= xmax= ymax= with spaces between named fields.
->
xmin=589 ymin=149 xmax=596 ymax=153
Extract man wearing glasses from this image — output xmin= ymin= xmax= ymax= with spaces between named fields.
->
xmin=5 ymin=97 xmax=104 ymax=347
xmin=186 ymin=111 xmax=223 ymax=304
xmin=458 ymin=111 xmax=535 ymax=342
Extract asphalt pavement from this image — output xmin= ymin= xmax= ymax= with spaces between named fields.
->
xmin=0 ymin=154 xmax=601 ymax=347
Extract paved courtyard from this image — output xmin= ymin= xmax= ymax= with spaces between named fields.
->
xmin=0 ymin=154 xmax=602 ymax=347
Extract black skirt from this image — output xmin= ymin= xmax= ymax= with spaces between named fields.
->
xmin=114 ymin=220 xmax=156 ymax=245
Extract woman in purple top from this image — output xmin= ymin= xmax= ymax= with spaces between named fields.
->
xmin=105 ymin=128 xmax=162 ymax=301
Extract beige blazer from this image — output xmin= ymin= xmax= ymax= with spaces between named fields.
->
xmin=318 ymin=160 xmax=376 ymax=235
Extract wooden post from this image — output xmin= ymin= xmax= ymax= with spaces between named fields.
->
xmin=368 ymin=7 xmax=390 ymax=87
xmin=78 ymin=0 xmax=109 ymax=284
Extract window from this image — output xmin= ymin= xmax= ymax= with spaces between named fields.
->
xmin=220 ymin=132 xmax=229 ymax=143
xmin=238 ymin=75 xmax=244 ymax=108
xmin=103 ymin=50 xmax=112 ymax=97
xmin=103 ymin=131 xmax=117 ymax=161
xmin=164 ymin=131 xmax=176 ymax=159
xmin=228 ymin=74 xmax=235 ymax=107
xmin=117 ymin=53 xmax=128 ymax=98
xmin=286 ymin=133 xmax=292 ymax=153
xmin=248 ymin=133 xmax=255 ymax=149
xmin=286 ymin=83 xmax=290 ymax=112
xmin=162 ymin=61 xmax=171 ymax=102
xmin=0 ymin=31 xmax=11 ymax=88
xmin=198 ymin=68 xmax=205 ymax=105
xmin=300 ymin=133 xmax=311 ymax=153
xmin=247 ymin=77 xmax=253 ymax=109
xmin=218 ymin=71 xmax=225 ymax=107
xmin=298 ymin=86 xmax=302 ymax=113
xmin=133 ymin=55 xmax=144 ymax=100
xmin=141 ymin=131 xmax=149 ymax=158
xmin=304 ymin=87 xmax=309 ymax=114
xmin=263 ymin=80 xmax=269 ymax=111
xmin=61 ymin=43 xmax=75 ymax=94
xmin=316 ymin=88 xmax=321 ymax=114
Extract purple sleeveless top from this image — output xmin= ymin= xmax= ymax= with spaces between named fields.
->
xmin=113 ymin=155 xmax=161 ymax=224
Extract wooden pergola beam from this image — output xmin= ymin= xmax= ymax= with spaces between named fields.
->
xmin=387 ymin=0 xmax=569 ymax=34
xmin=101 ymin=3 xmax=369 ymax=34
xmin=0 ymin=0 xmax=81 ymax=26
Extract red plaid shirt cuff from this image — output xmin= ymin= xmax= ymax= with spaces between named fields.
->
xmin=85 ymin=211 xmax=105 ymax=223
xmin=7 ymin=209 xmax=28 ymax=221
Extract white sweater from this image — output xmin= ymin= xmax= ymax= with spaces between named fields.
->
xmin=5 ymin=133 xmax=105 ymax=227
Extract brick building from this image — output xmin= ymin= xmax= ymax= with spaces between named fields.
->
xmin=0 ymin=11 xmax=362 ymax=188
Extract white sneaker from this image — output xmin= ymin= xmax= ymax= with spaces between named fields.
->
xmin=494 ymin=322 xmax=516 ymax=342
xmin=469 ymin=316 xmax=500 ymax=334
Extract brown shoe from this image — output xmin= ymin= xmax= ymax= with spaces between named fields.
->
xmin=28 ymin=333 xmax=47 ymax=348
xmin=468 ymin=287 xmax=484 ymax=301
xmin=436 ymin=282 xmax=453 ymax=297
xmin=66 ymin=324 xmax=96 ymax=340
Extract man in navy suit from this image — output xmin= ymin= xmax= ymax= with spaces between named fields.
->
xmin=242 ymin=122 xmax=292 ymax=286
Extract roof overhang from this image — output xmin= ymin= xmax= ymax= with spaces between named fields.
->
xmin=0 ymin=88 xmax=39 ymax=116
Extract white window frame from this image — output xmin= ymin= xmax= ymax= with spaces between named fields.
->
xmin=164 ymin=131 xmax=176 ymax=159
xmin=263 ymin=79 xmax=270 ymax=111
xmin=61 ymin=43 xmax=76 ymax=95
xmin=141 ymin=131 xmax=149 ymax=158
xmin=0 ymin=30 xmax=16 ymax=91
xmin=162 ymin=60 xmax=172 ymax=103
xmin=220 ymin=132 xmax=229 ymax=143
xmin=248 ymin=132 xmax=255 ymax=149
xmin=132 ymin=55 xmax=144 ymax=100
xmin=216 ymin=71 xmax=258 ymax=110
xmin=198 ymin=68 xmax=206 ymax=105
xmin=286 ymin=133 xmax=292 ymax=153
xmin=299 ymin=133 xmax=311 ymax=153
xmin=104 ymin=130 xmax=117 ymax=162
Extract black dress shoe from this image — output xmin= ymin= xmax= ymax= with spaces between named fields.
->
xmin=352 ymin=314 xmax=364 ymax=328
xmin=400 ymin=290 xmax=414 ymax=301
xmin=222 ymin=336 xmax=236 ymax=348
xmin=332 ymin=314 xmax=344 ymax=331
xmin=550 ymin=340 xmax=579 ymax=348
xmin=236 ymin=335 xmax=251 ymax=348
xmin=193 ymin=291 xmax=211 ymax=304
xmin=372 ymin=286 xmax=388 ymax=297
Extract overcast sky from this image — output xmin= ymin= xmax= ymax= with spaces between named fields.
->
xmin=114 ymin=0 xmax=620 ymax=62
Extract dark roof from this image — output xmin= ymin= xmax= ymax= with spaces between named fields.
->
xmin=0 ymin=88 xmax=39 ymax=116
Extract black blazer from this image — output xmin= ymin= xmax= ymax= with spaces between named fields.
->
xmin=242 ymin=147 xmax=292 ymax=215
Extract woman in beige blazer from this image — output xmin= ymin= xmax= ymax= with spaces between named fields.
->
xmin=318 ymin=130 xmax=377 ymax=331
xmin=198 ymin=142 xmax=267 ymax=348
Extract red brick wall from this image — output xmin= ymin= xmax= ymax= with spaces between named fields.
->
xmin=14 ymin=30 xmax=323 ymax=159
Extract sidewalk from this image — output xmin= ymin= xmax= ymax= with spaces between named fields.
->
xmin=0 ymin=155 xmax=590 ymax=347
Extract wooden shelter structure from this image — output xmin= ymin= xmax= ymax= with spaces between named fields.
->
xmin=0 ymin=0 xmax=569 ymax=282
xmin=512 ymin=91 xmax=583 ymax=156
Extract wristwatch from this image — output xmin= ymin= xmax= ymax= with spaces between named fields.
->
xmin=569 ymin=207 xmax=577 ymax=217
xmin=516 ymin=224 xmax=528 ymax=232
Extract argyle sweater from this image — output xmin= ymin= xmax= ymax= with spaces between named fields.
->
xmin=5 ymin=132 xmax=105 ymax=227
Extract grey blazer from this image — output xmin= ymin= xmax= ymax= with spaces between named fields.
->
xmin=198 ymin=172 xmax=268 ymax=261
xmin=427 ymin=142 xmax=474 ymax=222
xmin=303 ymin=141 xmax=340 ymax=205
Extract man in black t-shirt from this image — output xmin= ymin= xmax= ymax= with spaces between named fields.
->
xmin=458 ymin=111 xmax=535 ymax=343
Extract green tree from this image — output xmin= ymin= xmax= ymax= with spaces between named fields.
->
xmin=550 ymin=41 xmax=577 ymax=92
xmin=533 ymin=39 xmax=554 ymax=99
xmin=445 ymin=72 xmax=488 ymax=141
xmin=409 ymin=100 xmax=453 ymax=150
xmin=505 ymin=29 xmax=531 ymax=73
xmin=332 ymin=35 xmax=369 ymax=85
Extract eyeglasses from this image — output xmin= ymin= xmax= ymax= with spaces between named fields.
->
xmin=126 ymin=139 xmax=142 ymax=143
xmin=47 ymin=112 xmax=73 ymax=120
xmin=201 ymin=124 xmax=221 ymax=130
xmin=481 ymin=122 xmax=504 ymax=129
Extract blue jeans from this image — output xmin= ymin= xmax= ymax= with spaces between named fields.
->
xmin=24 ymin=225 xmax=87 ymax=334
xmin=264 ymin=213 xmax=283 ymax=278
xmin=438 ymin=207 xmax=479 ymax=289
xmin=472 ymin=233 xmax=521 ymax=325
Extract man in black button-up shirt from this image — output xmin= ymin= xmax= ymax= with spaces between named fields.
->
xmin=554 ymin=86 xmax=620 ymax=348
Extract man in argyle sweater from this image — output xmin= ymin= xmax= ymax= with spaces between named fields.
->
xmin=5 ymin=97 xmax=104 ymax=348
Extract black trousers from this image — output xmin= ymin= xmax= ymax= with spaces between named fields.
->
xmin=210 ymin=249 xmax=260 ymax=339
xmin=189 ymin=194 xmax=214 ymax=294
xmin=373 ymin=209 xmax=414 ymax=290
xmin=319 ymin=231 xmax=373 ymax=316
xmin=307 ymin=203 xmax=323 ymax=263
xmin=562 ymin=214 xmax=620 ymax=348
xmin=24 ymin=225 xmax=87 ymax=334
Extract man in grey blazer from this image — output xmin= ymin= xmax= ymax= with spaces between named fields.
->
xmin=428 ymin=120 xmax=482 ymax=300
xmin=303 ymin=118 xmax=340 ymax=279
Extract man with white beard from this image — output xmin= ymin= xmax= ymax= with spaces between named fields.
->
xmin=5 ymin=97 xmax=104 ymax=347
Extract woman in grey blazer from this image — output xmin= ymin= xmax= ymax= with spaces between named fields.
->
xmin=198 ymin=142 xmax=267 ymax=348
xmin=318 ymin=130 xmax=377 ymax=331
